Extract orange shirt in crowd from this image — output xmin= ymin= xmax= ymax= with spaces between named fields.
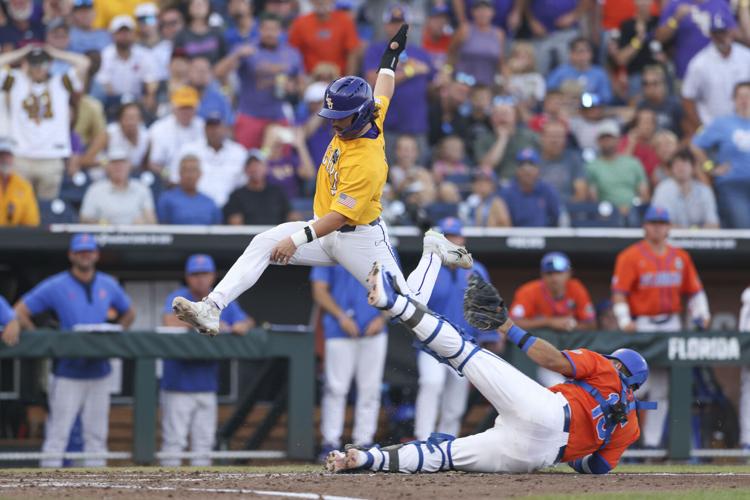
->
xmin=600 ymin=0 xmax=661 ymax=31
xmin=551 ymin=349 xmax=640 ymax=466
xmin=421 ymin=32 xmax=452 ymax=56
xmin=611 ymin=241 xmax=703 ymax=317
xmin=288 ymin=10 xmax=360 ymax=75
xmin=0 ymin=173 xmax=40 ymax=226
xmin=510 ymin=278 xmax=596 ymax=323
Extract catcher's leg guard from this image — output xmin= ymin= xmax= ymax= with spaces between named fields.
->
xmin=360 ymin=434 xmax=456 ymax=473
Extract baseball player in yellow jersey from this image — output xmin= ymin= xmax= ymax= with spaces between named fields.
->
xmin=173 ymin=25 xmax=473 ymax=335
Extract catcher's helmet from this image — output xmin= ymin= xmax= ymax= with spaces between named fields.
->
xmin=606 ymin=348 xmax=649 ymax=389
xmin=318 ymin=76 xmax=375 ymax=138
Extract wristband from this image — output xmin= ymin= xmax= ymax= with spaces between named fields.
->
xmin=379 ymin=68 xmax=395 ymax=77
xmin=290 ymin=225 xmax=317 ymax=248
xmin=507 ymin=324 xmax=537 ymax=353
xmin=613 ymin=302 xmax=632 ymax=330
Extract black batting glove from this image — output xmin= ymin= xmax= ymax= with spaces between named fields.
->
xmin=379 ymin=24 xmax=409 ymax=72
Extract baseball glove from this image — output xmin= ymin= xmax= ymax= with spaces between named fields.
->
xmin=463 ymin=273 xmax=508 ymax=331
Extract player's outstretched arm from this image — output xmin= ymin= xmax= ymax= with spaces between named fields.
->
xmin=498 ymin=319 xmax=574 ymax=377
xmin=373 ymin=24 xmax=408 ymax=100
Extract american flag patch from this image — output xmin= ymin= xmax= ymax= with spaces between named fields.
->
xmin=337 ymin=193 xmax=357 ymax=209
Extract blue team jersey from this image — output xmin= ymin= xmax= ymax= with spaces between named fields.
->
xmin=21 ymin=271 xmax=131 ymax=379
xmin=427 ymin=262 xmax=498 ymax=343
xmin=0 ymin=296 xmax=15 ymax=326
xmin=692 ymin=114 xmax=750 ymax=183
xmin=310 ymin=266 xmax=382 ymax=340
xmin=157 ymin=188 xmax=222 ymax=225
xmin=161 ymin=287 xmax=248 ymax=393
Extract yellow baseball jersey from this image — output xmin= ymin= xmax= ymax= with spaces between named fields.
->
xmin=313 ymin=95 xmax=390 ymax=225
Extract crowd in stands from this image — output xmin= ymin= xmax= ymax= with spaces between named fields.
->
xmin=1 ymin=0 xmax=750 ymax=229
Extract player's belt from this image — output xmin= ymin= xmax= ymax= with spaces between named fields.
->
xmin=554 ymin=403 xmax=571 ymax=464
xmin=338 ymin=217 xmax=382 ymax=233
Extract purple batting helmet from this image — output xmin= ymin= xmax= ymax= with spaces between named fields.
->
xmin=318 ymin=76 xmax=376 ymax=139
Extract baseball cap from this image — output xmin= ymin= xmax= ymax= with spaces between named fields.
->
xmin=643 ymin=205 xmax=670 ymax=224
xmin=710 ymin=12 xmax=731 ymax=32
xmin=201 ymin=100 xmax=233 ymax=125
xmin=430 ymin=5 xmax=450 ymax=16
xmin=171 ymin=86 xmax=199 ymax=108
xmin=109 ymin=15 xmax=136 ymax=33
xmin=540 ymin=252 xmax=571 ymax=273
xmin=135 ymin=2 xmax=159 ymax=20
xmin=304 ymin=81 xmax=328 ymax=104
xmin=438 ymin=217 xmax=463 ymax=236
xmin=0 ymin=137 xmax=15 ymax=154
xmin=70 ymin=233 xmax=98 ymax=253
xmin=580 ymin=92 xmax=603 ymax=109
xmin=335 ymin=0 xmax=353 ymax=10
xmin=72 ymin=0 xmax=94 ymax=8
xmin=26 ymin=47 xmax=51 ymax=65
xmin=383 ymin=4 xmax=408 ymax=23
xmin=516 ymin=148 xmax=540 ymax=165
xmin=596 ymin=121 xmax=620 ymax=138
xmin=186 ymin=254 xmax=216 ymax=274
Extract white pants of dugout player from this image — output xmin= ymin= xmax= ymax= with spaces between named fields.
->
xmin=361 ymin=299 xmax=569 ymax=473
xmin=322 ymin=333 xmax=387 ymax=448
xmin=160 ymin=391 xmax=217 ymax=466
xmin=737 ymin=288 xmax=750 ymax=446
xmin=414 ymin=351 xmax=469 ymax=441
xmin=208 ymin=220 xmax=440 ymax=310
xmin=41 ymin=376 xmax=110 ymax=468
xmin=634 ymin=314 xmax=681 ymax=448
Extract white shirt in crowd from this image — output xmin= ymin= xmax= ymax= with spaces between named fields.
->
xmin=682 ymin=42 xmax=750 ymax=127
xmin=107 ymin=122 xmax=150 ymax=168
xmin=95 ymin=44 xmax=158 ymax=97
xmin=0 ymin=68 xmax=81 ymax=159
xmin=146 ymin=40 xmax=173 ymax=82
xmin=80 ymin=178 xmax=155 ymax=224
xmin=148 ymin=114 xmax=205 ymax=176
xmin=181 ymin=138 xmax=247 ymax=208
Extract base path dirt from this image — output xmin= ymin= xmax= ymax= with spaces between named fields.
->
xmin=1 ymin=470 xmax=750 ymax=499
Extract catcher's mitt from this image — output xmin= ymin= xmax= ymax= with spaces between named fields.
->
xmin=463 ymin=273 xmax=508 ymax=331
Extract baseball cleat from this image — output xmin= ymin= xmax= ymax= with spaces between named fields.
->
xmin=325 ymin=448 xmax=368 ymax=473
xmin=172 ymin=297 xmax=221 ymax=336
xmin=424 ymin=229 xmax=473 ymax=269
xmin=366 ymin=261 xmax=399 ymax=310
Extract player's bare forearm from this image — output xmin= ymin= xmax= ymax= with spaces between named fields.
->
xmin=312 ymin=281 xmax=348 ymax=321
xmin=499 ymin=318 xmax=574 ymax=376
xmin=13 ymin=302 xmax=36 ymax=331
xmin=373 ymin=71 xmax=395 ymax=100
xmin=118 ymin=308 xmax=136 ymax=329
xmin=311 ymin=211 xmax=348 ymax=238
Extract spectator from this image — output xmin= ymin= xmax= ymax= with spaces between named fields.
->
xmin=456 ymin=0 xmax=523 ymax=33
xmin=500 ymin=148 xmax=561 ymax=227
xmin=650 ymin=128 xmax=679 ymax=184
xmin=263 ymin=125 xmax=316 ymax=201
xmin=0 ymin=0 xmax=45 ymax=50
xmin=655 ymin=0 xmax=736 ymax=80
xmin=509 ymin=251 xmax=595 ymax=386
xmin=74 ymin=92 xmax=108 ymax=151
xmin=618 ymin=108 xmax=660 ymax=182
xmin=160 ymin=254 xmax=253 ymax=467
xmin=223 ymin=150 xmax=291 ymax=225
xmin=389 ymin=135 xmax=436 ymax=205
xmin=300 ymin=81 xmax=333 ymax=166
xmin=528 ymin=90 xmax=570 ymax=133
xmin=476 ymin=98 xmax=540 ymax=180
xmin=134 ymin=3 xmax=166 ymax=80
xmin=188 ymin=56 xmax=234 ymax=125
xmin=568 ymin=92 xmax=619 ymax=152
xmin=428 ymin=72 xmax=473 ymax=146
xmin=95 ymin=15 xmax=158 ymax=116
xmin=432 ymin=135 xmax=471 ymax=182
xmin=450 ymin=0 xmax=504 ymax=87
xmin=148 ymin=86 xmax=205 ymax=176
xmin=586 ymin=123 xmax=649 ymax=216
xmin=311 ymin=264 xmax=387 ymax=459
xmin=682 ymin=12 xmax=750 ymax=133
xmin=416 ymin=218 xmax=494 ymax=441
xmin=652 ymin=148 xmax=719 ymax=229
xmin=288 ymin=0 xmax=360 ymax=76
xmin=224 ymin=0 xmax=258 ymax=50
xmin=527 ymin=0 xmax=586 ymax=75
xmin=692 ymin=81 xmax=750 ymax=228
xmin=0 ymin=46 xmax=89 ymax=200
xmin=547 ymin=37 xmax=613 ymax=104
xmin=45 ymin=19 xmax=74 ymax=76
xmin=636 ymin=65 xmax=683 ymax=137
xmin=81 ymin=102 xmax=149 ymax=170
xmin=69 ymin=0 xmax=111 ymax=54
xmin=80 ymin=151 xmax=156 ymax=224
xmin=421 ymin=4 xmax=452 ymax=67
xmin=0 ymin=293 xmax=21 ymax=346
xmin=157 ymin=153 xmax=221 ymax=225
xmin=364 ymin=5 xmax=434 ymax=163
xmin=152 ymin=6 xmax=185 ymax=83
xmin=538 ymin=120 xmax=587 ymax=202
xmin=216 ymin=13 xmax=303 ymax=149
xmin=0 ymin=137 xmax=40 ymax=227
xmin=172 ymin=0 xmax=227 ymax=63
xmin=14 ymin=233 xmax=135 ymax=468
xmin=464 ymin=170 xmax=510 ymax=227
xmin=501 ymin=41 xmax=546 ymax=118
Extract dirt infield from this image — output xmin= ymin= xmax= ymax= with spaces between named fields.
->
xmin=1 ymin=467 xmax=750 ymax=499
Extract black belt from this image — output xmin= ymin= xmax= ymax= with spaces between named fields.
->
xmin=554 ymin=403 xmax=571 ymax=464
xmin=338 ymin=217 xmax=381 ymax=233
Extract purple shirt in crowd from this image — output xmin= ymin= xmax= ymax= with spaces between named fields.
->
xmin=363 ymin=43 xmax=435 ymax=135
xmin=659 ymin=0 xmax=736 ymax=78
xmin=237 ymin=43 xmax=303 ymax=120
xmin=529 ymin=0 xmax=578 ymax=32
xmin=462 ymin=0 xmax=515 ymax=31
xmin=267 ymin=152 xmax=302 ymax=199
xmin=307 ymin=122 xmax=333 ymax=167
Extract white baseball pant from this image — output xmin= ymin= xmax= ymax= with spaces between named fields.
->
xmin=321 ymin=333 xmax=388 ymax=448
xmin=737 ymin=288 xmax=750 ymax=446
xmin=362 ymin=297 xmax=569 ymax=473
xmin=41 ymin=375 xmax=110 ymax=468
xmin=160 ymin=390 xmax=217 ymax=467
xmin=537 ymin=367 xmax=566 ymax=388
xmin=208 ymin=220 xmax=440 ymax=310
xmin=414 ymin=351 xmax=469 ymax=441
xmin=634 ymin=314 xmax=681 ymax=448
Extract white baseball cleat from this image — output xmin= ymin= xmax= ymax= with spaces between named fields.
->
xmin=325 ymin=448 xmax=368 ymax=473
xmin=366 ymin=261 xmax=399 ymax=310
xmin=172 ymin=297 xmax=221 ymax=336
xmin=424 ymin=229 xmax=473 ymax=269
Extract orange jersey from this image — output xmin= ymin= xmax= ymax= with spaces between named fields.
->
xmin=611 ymin=241 xmax=703 ymax=316
xmin=550 ymin=349 xmax=640 ymax=467
xmin=510 ymin=279 xmax=595 ymax=323
xmin=288 ymin=11 xmax=360 ymax=74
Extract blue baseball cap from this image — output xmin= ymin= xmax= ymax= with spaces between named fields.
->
xmin=185 ymin=254 xmax=216 ymax=274
xmin=710 ymin=12 xmax=731 ymax=32
xmin=383 ymin=3 xmax=408 ymax=23
xmin=70 ymin=233 xmax=98 ymax=253
xmin=644 ymin=205 xmax=670 ymax=223
xmin=200 ymin=101 xmax=233 ymax=126
xmin=72 ymin=0 xmax=93 ymax=8
xmin=540 ymin=252 xmax=571 ymax=273
xmin=516 ymin=147 xmax=540 ymax=165
xmin=430 ymin=5 xmax=450 ymax=16
xmin=438 ymin=217 xmax=463 ymax=236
